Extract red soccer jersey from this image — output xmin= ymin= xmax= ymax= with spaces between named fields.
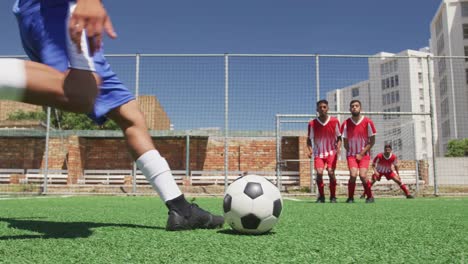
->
xmin=341 ymin=116 xmax=377 ymax=157
xmin=307 ymin=116 xmax=341 ymax=158
xmin=373 ymin=152 xmax=398 ymax=173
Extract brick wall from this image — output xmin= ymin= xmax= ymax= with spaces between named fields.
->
xmin=0 ymin=135 xmax=425 ymax=187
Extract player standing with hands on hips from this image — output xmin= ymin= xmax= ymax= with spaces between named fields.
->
xmin=307 ymin=100 xmax=342 ymax=203
xmin=341 ymin=100 xmax=376 ymax=203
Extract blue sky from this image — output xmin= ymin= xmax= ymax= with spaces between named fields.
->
xmin=0 ymin=0 xmax=441 ymax=55
xmin=0 ymin=0 xmax=442 ymax=131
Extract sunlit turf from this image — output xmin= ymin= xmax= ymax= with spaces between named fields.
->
xmin=0 ymin=196 xmax=467 ymax=263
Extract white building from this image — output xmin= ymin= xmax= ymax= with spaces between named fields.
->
xmin=429 ymin=0 xmax=468 ymax=155
xmin=327 ymin=49 xmax=435 ymax=161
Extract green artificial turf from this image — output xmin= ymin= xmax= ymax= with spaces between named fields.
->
xmin=0 ymin=196 xmax=466 ymax=263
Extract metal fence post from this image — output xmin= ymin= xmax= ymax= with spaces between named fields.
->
xmin=427 ymin=56 xmax=438 ymax=196
xmin=224 ymin=53 xmax=229 ymax=191
xmin=43 ymin=107 xmax=51 ymax=195
xmin=275 ymin=115 xmax=281 ymax=190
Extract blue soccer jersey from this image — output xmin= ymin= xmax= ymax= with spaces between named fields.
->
xmin=13 ymin=0 xmax=135 ymax=124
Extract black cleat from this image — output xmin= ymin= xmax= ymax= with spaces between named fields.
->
xmin=330 ymin=197 xmax=337 ymax=203
xmin=166 ymin=203 xmax=224 ymax=231
xmin=359 ymin=194 xmax=366 ymax=199
xmin=315 ymin=196 xmax=325 ymax=203
xmin=406 ymin=195 xmax=414 ymax=199
xmin=346 ymin=198 xmax=355 ymax=203
xmin=365 ymin=197 xmax=375 ymax=203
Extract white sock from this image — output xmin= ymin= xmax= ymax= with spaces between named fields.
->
xmin=0 ymin=59 xmax=26 ymax=101
xmin=136 ymin=150 xmax=182 ymax=202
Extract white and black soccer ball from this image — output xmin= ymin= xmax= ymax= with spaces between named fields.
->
xmin=223 ymin=174 xmax=283 ymax=234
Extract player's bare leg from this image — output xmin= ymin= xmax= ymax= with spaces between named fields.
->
xmin=327 ymin=168 xmax=337 ymax=203
xmin=315 ymin=168 xmax=325 ymax=203
xmin=391 ymin=175 xmax=413 ymax=199
xmin=108 ymin=100 xmax=224 ymax=230
xmin=0 ymin=59 xmax=99 ymax=113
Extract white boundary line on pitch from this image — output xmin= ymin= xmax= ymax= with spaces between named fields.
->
xmin=283 ymin=197 xmax=302 ymax=201
xmin=0 ymin=195 xmax=73 ymax=201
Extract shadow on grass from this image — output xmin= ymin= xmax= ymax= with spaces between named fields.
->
xmin=0 ymin=217 xmax=164 ymax=240
xmin=217 ymin=229 xmax=276 ymax=236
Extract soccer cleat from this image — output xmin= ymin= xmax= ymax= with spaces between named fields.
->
xmin=406 ymin=195 xmax=415 ymax=199
xmin=315 ymin=196 xmax=325 ymax=203
xmin=345 ymin=198 xmax=355 ymax=203
xmin=359 ymin=193 xmax=366 ymax=199
xmin=330 ymin=197 xmax=337 ymax=203
xmin=365 ymin=197 xmax=375 ymax=203
xmin=166 ymin=203 xmax=224 ymax=231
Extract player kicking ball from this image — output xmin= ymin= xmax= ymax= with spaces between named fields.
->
xmin=360 ymin=144 xmax=414 ymax=199
xmin=0 ymin=0 xmax=223 ymax=231
xmin=307 ymin=100 xmax=342 ymax=203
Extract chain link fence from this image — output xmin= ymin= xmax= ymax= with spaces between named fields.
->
xmin=0 ymin=54 xmax=467 ymax=196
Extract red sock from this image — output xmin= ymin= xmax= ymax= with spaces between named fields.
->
xmin=348 ymin=180 xmax=356 ymax=199
xmin=366 ymin=180 xmax=373 ymax=198
xmin=317 ymin=179 xmax=325 ymax=197
xmin=400 ymin=184 xmax=410 ymax=196
xmin=330 ymin=179 xmax=337 ymax=198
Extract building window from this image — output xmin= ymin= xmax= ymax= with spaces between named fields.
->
xmin=395 ymin=91 xmax=400 ymax=102
xmin=420 ymin=104 xmax=425 ymax=112
xmin=393 ymin=60 xmax=398 ymax=72
xmin=441 ymin=98 xmax=449 ymax=118
xmin=418 ymin=72 xmax=423 ymax=84
xmin=435 ymin=14 xmax=443 ymax=36
xmin=390 ymin=76 xmax=395 ymax=87
xmin=382 ymin=79 xmax=386 ymax=90
xmin=462 ymin=2 xmax=468 ymax=17
xmin=391 ymin=91 xmax=396 ymax=104
xmin=437 ymin=35 xmax=445 ymax=55
xmin=395 ymin=75 xmax=399 ymax=86
xmin=333 ymin=93 xmax=337 ymax=102
xmin=463 ymin=24 xmax=468 ymax=39
xmin=464 ymin=67 xmax=468 ymax=85
xmin=386 ymin=78 xmax=390 ymax=89
xmin=440 ymin=76 xmax=448 ymax=96
xmin=442 ymin=120 xmax=451 ymax=137
xmin=421 ymin=121 xmax=426 ymax=131
xmin=438 ymin=57 xmax=446 ymax=74
xmin=464 ymin=46 xmax=468 ymax=61
xmin=352 ymin=87 xmax=359 ymax=97
xmin=419 ymin=88 xmax=424 ymax=100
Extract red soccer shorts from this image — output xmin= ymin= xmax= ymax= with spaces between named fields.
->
xmin=346 ymin=155 xmax=370 ymax=169
xmin=314 ymin=154 xmax=337 ymax=170
xmin=372 ymin=171 xmax=397 ymax=181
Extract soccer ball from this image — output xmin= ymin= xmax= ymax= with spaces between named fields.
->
xmin=223 ymin=174 xmax=283 ymax=234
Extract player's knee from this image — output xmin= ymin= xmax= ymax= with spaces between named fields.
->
xmin=63 ymin=69 xmax=99 ymax=113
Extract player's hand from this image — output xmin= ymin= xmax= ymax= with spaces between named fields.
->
xmin=307 ymin=151 xmax=312 ymax=158
xmin=69 ymin=0 xmax=117 ymax=55
xmin=356 ymin=153 xmax=363 ymax=161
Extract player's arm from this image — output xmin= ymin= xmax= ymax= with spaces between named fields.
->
xmin=359 ymin=135 xmax=375 ymax=157
xmin=393 ymin=157 xmax=400 ymax=176
xmin=69 ymin=0 xmax=117 ymax=55
xmin=372 ymin=156 xmax=379 ymax=174
xmin=306 ymin=124 xmax=313 ymax=158
xmin=336 ymin=136 xmax=342 ymax=157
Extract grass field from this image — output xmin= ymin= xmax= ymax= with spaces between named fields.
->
xmin=0 ymin=196 xmax=467 ymax=264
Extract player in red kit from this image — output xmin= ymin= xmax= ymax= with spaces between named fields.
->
xmin=360 ymin=144 xmax=414 ymax=199
xmin=341 ymin=100 xmax=376 ymax=203
xmin=307 ymin=100 xmax=341 ymax=203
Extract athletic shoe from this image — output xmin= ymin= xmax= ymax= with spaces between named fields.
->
xmin=406 ymin=195 xmax=415 ymax=199
xmin=315 ymin=196 xmax=325 ymax=203
xmin=346 ymin=198 xmax=355 ymax=203
xmin=359 ymin=193 xmax=366 ymax=199
xmin=365 ymin=197 xmax=375 ymax=203
xmin=166 ymin=203 xmax=224 ymax=231
xmin=330 ymin=197 xmax=337 ymax=203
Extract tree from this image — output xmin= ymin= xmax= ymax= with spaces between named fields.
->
xmin=445 ymin=138 xmax=468 ymax=157
xmin=7 ymin=110 xmax=120 ymax=130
